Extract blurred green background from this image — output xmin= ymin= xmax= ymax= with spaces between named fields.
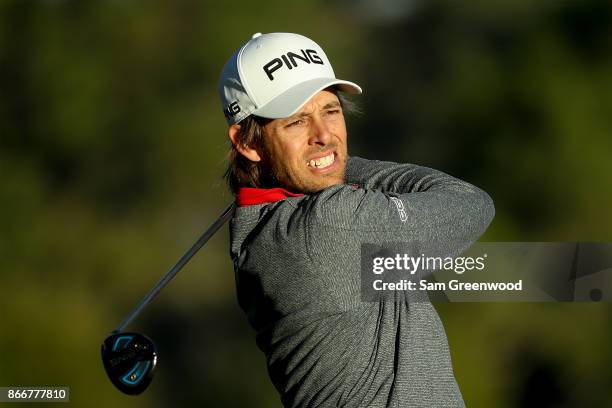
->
xmin=1 ymin=0 xmax=611 ymax=406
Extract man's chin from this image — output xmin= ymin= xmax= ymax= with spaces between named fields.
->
xmin=277 ymin=165 xmax=347 ymax=193
xmin=298 ymin=176 xmax=345 ymax=194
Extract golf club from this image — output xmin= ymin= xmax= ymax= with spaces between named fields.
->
xmin=101 ymin=203 xmax=236 ymax=395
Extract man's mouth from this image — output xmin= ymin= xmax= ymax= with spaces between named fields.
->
xmin=306 ymin=152 xmax=335 ymax=169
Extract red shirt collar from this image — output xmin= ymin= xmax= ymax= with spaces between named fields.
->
xmin=236 ymin=187 xmax=304 ymax=207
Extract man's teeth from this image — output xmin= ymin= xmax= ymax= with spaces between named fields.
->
xmin=307 ymin=153 xmax=335 ymax=169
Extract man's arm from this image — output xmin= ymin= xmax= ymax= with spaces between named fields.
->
xmin=307 ymin=156 xmax=495 ymax=261
xmin=345 ymin=156 xmax=479 ymax=195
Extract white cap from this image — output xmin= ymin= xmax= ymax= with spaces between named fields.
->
xmin=218 ymin=32 xmax=362 ymax=125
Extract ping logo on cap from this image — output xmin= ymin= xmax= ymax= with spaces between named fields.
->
xmin=224 ymin=101 xmax=241 ymax=119
xmin=262 ymin=49 xmax=324 ymax=81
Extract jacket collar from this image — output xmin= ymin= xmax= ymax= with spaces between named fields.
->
xmin=236 ymin=187 xmax=304 ymax=207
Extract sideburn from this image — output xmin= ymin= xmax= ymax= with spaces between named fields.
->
xmin=256 ymin=140 xmax=283 ymax=189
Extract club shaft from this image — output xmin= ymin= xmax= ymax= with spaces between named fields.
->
xmin=114 ymin=203 xmax=236 ymax=333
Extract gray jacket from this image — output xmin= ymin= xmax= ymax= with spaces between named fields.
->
xmin=229 ymin=157 xmax=495 ymax=407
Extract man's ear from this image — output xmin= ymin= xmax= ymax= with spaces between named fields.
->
xmin=228 ymin=124 xmax=262 ymax=162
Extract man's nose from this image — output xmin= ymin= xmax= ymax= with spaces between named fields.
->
xmin=308 ymin=116 xmax=332 ymax=145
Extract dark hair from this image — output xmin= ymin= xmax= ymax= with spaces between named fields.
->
xmin=223 ymin=114 xmax=271 ymax=194
xmin=223 ymin=92 xmax=360 ymax=194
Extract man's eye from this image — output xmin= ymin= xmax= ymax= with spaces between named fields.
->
xmin=285 ymin=119 xmax=304 ymax=128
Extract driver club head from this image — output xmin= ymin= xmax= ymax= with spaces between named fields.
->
xmin=101 ymin=332 xmax=158 ymax=395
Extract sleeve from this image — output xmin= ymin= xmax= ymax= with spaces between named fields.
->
xmin=306 ymin=157 xmax=495 ymax=261
xmin=344 ymin=156 xmax=478 ymax=196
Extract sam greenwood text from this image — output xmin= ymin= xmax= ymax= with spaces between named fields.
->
xmin=373 ymin=279 xmax=523 ymax=291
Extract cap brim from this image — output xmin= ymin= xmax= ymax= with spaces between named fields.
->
xmin=252 ymin=78 xmax=362 ymax=119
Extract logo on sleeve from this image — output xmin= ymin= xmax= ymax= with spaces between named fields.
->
xmin=390 ymin=197 xmax=408 ymax=222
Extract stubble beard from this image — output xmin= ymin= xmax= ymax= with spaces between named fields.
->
xmin=259 ymin=144 xmax=347 ymax=193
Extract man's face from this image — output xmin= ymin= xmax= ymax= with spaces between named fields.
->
xmin=260 ymin=89 xmax=348 ymax=193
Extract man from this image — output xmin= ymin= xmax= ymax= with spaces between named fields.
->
xmin=218 ymin=32 xmax=494 ymax=407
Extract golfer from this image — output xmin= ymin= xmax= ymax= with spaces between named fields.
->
xmin=219 ymin=32 xmax=494 ymax=408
